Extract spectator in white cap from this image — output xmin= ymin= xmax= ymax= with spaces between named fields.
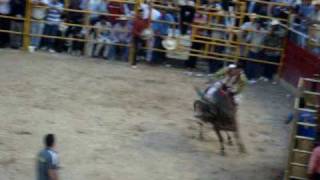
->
xmin=261 ymin=19 xmax=286 ymax=83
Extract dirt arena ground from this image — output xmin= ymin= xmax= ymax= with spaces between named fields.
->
xmin=0 ymin=49 xmax=292 ymax=180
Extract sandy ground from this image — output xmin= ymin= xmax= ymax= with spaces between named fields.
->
xmin=0 ymin=49 xmax=292 ymax=180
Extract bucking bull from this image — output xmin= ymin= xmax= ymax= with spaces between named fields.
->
xmin=193 ymin=80 xmax=247 ymax=155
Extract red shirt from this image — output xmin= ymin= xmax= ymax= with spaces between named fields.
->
xmin=132 ymin=16 xmax=149 ymax=37
xmin=107 ymin=2 xmax=124 ymax=24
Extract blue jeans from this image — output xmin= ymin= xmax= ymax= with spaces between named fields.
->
xmin=108 ymin=42 xmax=129 ymax=61
xmin=31 ymin=21 xmax=45 ymax=48
xmin=245 ymin=51 xmax=263 ymax=80
xmin=42 ymin=24 xmax=59 ymax=49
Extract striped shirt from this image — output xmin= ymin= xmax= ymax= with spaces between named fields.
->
xmin=46 ymin=1 xmax=63 ymax=25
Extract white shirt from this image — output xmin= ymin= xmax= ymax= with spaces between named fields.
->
xmin=32 ymin=0 xmax=50 ymax=19
xmin=0 ymin=0 xmax=10 ymax=15
xmin=140 ymin=4 xmax=161 ymax=20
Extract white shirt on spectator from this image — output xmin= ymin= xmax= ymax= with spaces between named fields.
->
xmin=0 ymin=0 xmax=10 ymax=15
xmin=140 ymin=3 xmax=161 ymax=20
xmin=32 ymin=0 xmax=50 ymax=20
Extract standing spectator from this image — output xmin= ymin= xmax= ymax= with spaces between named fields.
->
xmin=140 ymin=1 xmax=161 ymax=63
xmin=185 ymin=13 xmax=208 ymax=72
xmin=36 ymin=134 xmax=59 ymax=180
xmin=209 ymin=9 xmax=226 ymax=74
xmin=81 ymin=0 xmax=107 ymax=25
xmin=240 ymin=14 xmax=266 ymax=84
xmin=30 ymin=0 xmax=49 ymax=50
xmin=41 ymin=0 xmax=64 ymax=53
xmin=262 ymin=19 xmax=286 ymax=82
xmin=65 ymin=0 xmax=85 ymax=55
xmin=9 ymin=0 xmax=25 ymax=49
xmin=0 ymin=0 xmax=11 ymax=48
xmin=151 ymin=10 xmax=175 ymax=64
xmin=93 ymin=16 xmax=112 ymax=59
xmin=108 ymin=16 xmax=131 ymax=61
xmin=131 ymin=8 xmax=150 ymax=67
xmin=295 ymin=0 xmax=315 ymax=47
xmin=179 ymin=0 xmax=196 ymax=35
xmin=107 ymin=1 xmax=125 ymax=25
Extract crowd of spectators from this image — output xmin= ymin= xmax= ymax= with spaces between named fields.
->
xmin=0 ymin=0 xmax=319 ymax=82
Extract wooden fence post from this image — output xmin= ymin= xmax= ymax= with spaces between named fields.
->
xmin=23 ymin=0 xmax=32 ymax=51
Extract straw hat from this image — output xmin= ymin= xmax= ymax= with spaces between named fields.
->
xmin=141 ymin=28 xmax=154 ymax=40
xmin=117 ymin=16 xmax=128 ymax=21
xmin=271 ymin=19 xmax=280 ymax=26
xmin=162 ymin=37 xmax=178 ymax=50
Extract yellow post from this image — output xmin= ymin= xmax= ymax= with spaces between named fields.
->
xmin=84 ymin=2 xmax=91 ymax=56
xmin=23 ymin=0 xmax=32 ymax=51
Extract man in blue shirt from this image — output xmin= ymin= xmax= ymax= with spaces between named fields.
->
xmin=151 ymin=10 xmax=175 ymax=64
xmin=37 ymin=134 xmax=59 ymax=180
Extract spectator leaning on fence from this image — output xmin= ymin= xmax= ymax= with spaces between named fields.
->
xmin=151 ymin=9 xmax=175 ymax=64
xmin=179 ymin=0 xmax=196 ymax=35
xmin=240 ymin=13 xmax=267 ymax=84
xmin=294 ymin=0 xmax=315 ymax=47
xmin=108 ymin=16 xmax=131 ymax=61
xmin=30 ymin=0 xmax=49 ymax=50
xmin=261 ymin=19 xmax=286 ymax=82
xmin=9 ymin=0 xmax=26 ymax=49
xmin=0 ymin=0 xmax=11 ymax=48
xmin=93 ymin=16 xmax=112 ymax=59
xmin=41 ymin=0 xmax=63 ymax=53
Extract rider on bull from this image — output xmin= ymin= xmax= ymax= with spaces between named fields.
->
xmin=207 ymin=62 xmax=248 ymax=105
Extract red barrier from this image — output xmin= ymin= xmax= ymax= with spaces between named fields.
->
xmin=281 ymin=40 xmax=320 ymax=87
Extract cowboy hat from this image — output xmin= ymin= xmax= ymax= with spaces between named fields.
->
xmin=271 ymin=19 xmax=280 ymax=26
xmin=162 ymin=37 xmax=178 ymax=50
xmin=249 ymin=13 xmax=257 ymax=19
xmin=141 ymin=28 xmax=154 ymax=40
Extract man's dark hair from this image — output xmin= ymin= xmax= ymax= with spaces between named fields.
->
xmin=44 ymin=134 xmax=55 ymax=147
